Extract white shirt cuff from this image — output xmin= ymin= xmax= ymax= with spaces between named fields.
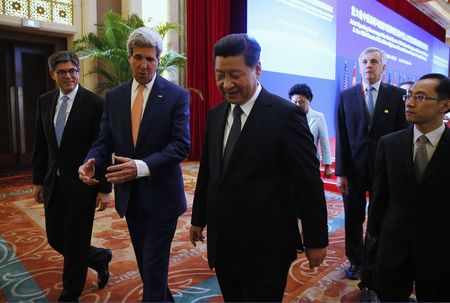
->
xmin=134 ymin=160 xmax=150 ymax=177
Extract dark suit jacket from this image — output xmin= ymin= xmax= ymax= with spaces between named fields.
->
xmin=86 ymin=75 xmax=190 ymax=220
xmin=191 ymin=88 xmax=328 ymax=269
xmin=335 ymin=83 xmax=407 ymax=187
xmin=33 ymin=86 xmax=111 ymax=211
xmin=367 ymin=126 xmax=450 ymax=280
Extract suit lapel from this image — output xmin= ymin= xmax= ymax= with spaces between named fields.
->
xmin=60 ymin=87 xmax=88 ymax=147
xmin=221 ymin=88 xmax=273 ymax=179
xmin=373 ymin=83 xmax=389 ymax=122
xmin=118 ymin=81 xmax=134 ymax=148
xmin=214 ymin=102 xmax=230 ymax=176
xmin=420 ymin=127 xmax=450 ymax=184
xmin=49 ymin=91 xmax=59 ymax=148
xmin=401 ymin=128 xmax=416 ymax=187
xmin=135 ymin=75 xmax=165 ymax=150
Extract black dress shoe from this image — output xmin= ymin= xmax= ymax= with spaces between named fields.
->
xmin=360 ymin=286 xmax=380 ymax=302
xmin=97 ymin=249 xmax=112 ymax=289
xmin=345 ymin=264 xmax=361 ymax=280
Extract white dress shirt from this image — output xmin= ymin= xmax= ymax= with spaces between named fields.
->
xmin=223 ymin=82 xmax=262 ymax=153
xmin=53 ymin=85 xmax=79 ymax=126
xmin=413 ymin=124 xmax=445 ymax=162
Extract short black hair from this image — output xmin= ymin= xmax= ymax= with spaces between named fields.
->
xmin=213 ymin=33 xmax=261 ymax=68
xmin=48 ymin=51 xmax=79 ymax=71
xmin=419 ymin=73 xmax=450 ymax=100
xmin=288 ymin=83 xmax=313 ymax=101
xmin=399 ymin=80 xmax=414 ymax=87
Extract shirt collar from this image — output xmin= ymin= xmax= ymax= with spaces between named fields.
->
xmin=132 ymin=74 xmax=156 ymax=93
xmin=59 ymin=84 xmax=79 ymax=102
xmin=363 ymin=79 xmax=381 ymax=92
xmin=413 ymin=123 xmax=445 ymax=147
xmin=231 ymin=82 xmax=262 ymax=117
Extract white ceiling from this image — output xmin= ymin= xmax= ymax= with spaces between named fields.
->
xmin=407 ymin=0 xmax=450 ymax=40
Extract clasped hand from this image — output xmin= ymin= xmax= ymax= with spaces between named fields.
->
xmin=79 ymin=156 xmax=137 ymax=185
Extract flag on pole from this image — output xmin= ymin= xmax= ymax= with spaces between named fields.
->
xmin=352 ymin=62 xmax=357 ymax=86
xmin=392 ymin=72 xmax=397 ymax=86
xmin=343 ymin=60 xmax=349 ymax=90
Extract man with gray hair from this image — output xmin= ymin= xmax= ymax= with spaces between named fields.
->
xmin=33 ymin=51 xmax=112 ymax=302
xmin=79 ymin=27 xmax=190 ymax=302
xmin=335 ymin=47 xmax=407 ymax=300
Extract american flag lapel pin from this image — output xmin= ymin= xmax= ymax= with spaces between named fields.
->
xmin=384 ymin=109 xmax=389 ymax=114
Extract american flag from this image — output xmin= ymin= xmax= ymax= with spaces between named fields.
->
xmin=352 ymin=62 xmax=357 ymax=86
xmin=343 ymin=60 xmax=349 ymax=90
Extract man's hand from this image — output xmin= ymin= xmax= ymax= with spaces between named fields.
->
xmin=105 ymin=156 xmax=137 ymax=184
xmin=324 ymin=165 xmax=333 ymax=179
xmin=189 ymin=225 xmax=205 ymax=247
xmin=336 ymin=176 xmax=348 ymax=194
xmin=79 ymin=158 xmax=99 ymax=185
xmin=34 ymin=185 xmax=44 ymax=203
xmin=305 ymin=247 xmax=326 ymax=268
xmin=96 ymin=192 xmax=111 ymax=211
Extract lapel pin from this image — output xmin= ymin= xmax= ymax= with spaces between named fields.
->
xmin=384 ymin=109 xmax=389 ymax=114
xmin=157 ymin=94 xmax=163 ymax=100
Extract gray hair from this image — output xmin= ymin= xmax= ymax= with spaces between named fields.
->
xmin=127 ymin=27 xmax=163 ymax=59
xmin=359 ymin=47 xmax=387 ymax=65
xmin=48 ymin=51 xmax=79 ymax=71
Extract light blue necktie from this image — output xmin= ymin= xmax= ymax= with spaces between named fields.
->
xmin=55 ymin=95 xmax=69 ymax=146
xmin=366 ymin=86 xmax=375 ymax=120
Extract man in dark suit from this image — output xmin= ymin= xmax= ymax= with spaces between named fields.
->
xmin=33 ymin=51 xmax=112 ymax=302
xmin=189 ymin=33 xmax=328 ymax=302
xmin=78 ymin=27 xmax=190 ymax=302
xmin=335 ymin=47 xmax=408 ymax=293
xmin=367 ymin=73 xmax=450 ymax=302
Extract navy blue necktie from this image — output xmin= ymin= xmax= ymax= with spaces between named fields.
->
xmin=55 ymin=95 xmax=69 ymax=146
xmin=223 ymin=105 xmax=243 ymax=170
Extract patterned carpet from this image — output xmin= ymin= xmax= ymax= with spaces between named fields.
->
xmin=0 ymin=161 xmax=362 ymax=302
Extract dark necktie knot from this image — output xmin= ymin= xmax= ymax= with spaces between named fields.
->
xmin=417 ymin=135 xmax=429 ymax=145
xmin=233 ymin=105 xmax=243 ymax=118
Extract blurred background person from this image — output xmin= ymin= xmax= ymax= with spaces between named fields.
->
xmin=289 ymin=83 xmax=332 ymax=178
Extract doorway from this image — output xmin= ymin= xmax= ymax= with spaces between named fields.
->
xmin=0 ymin=35 xmax=64 ymax=167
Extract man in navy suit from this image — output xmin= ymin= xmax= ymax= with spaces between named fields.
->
xmin=335 ymin=47 xmax=407 ymax=293
xmin=79 ymin=28 xmax=190 ymax=302
xmin=189 ymin=33 xmax=328 ymax=302
xmin=367 ymin=74 xmax=450 ymax=302
xmin=33 ymin=51 xmax=112 ymax=302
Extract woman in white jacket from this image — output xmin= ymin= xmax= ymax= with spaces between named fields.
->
xmin=289 ymin=83 xmax=333 ymax=178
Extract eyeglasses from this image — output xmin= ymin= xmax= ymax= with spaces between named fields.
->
xmin=402 ymin=94 xmax=444 ymax=103
xmin=55 ymin=69 xmax=79 ymax=77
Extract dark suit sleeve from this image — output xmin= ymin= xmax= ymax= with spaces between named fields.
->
xmin=282 ymin=106 xmax=328 ymax=248
xmin=142 ymin=88 xmax=190 ymax=174
xmin=86 ymin=93 xmax=115 ymax=174
xmin=32 ymin=96 xmax=48 ymax=185
xmin=90 ymin=93 xmax=112 ymax=194
xmin=335 ymin=91 xmax=349 ymax=176
xmin=191 ymin=113 xmax=211 ymax=228
xmin=367 ymin=137 xmax=390 ymax=237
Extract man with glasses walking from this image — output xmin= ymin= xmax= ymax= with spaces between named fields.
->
xmin=33 ymin=51 xmax=112 ymax=302
xmin=367 ymin=73 xmax=450 ymax=302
